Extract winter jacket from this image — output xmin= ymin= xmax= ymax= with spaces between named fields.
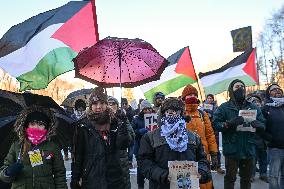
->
xmin=131 ymin=113 xmax=147 ymax=155
xmin=213 ymin=100 xmax=265 ymax=159
xmin=137 ymin=128 xmax=210 ymax=189
xmin=0 ymin=106 xmax=67 ymax=189
xmin=0 ymin=141 xmax=67 ymax=189
xmin=262 ymin=99 xmax=284 ymax=149
xmin=185 ymin=104 xmax=218 ymax=156
xmin=71 ymin=117 xmax=130 ymax=189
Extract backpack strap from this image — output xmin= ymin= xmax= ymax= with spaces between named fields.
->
xmin=197 ymin=109 xmax=204 ymax=122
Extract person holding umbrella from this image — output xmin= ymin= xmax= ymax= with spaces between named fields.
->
xmin=0 ymin=105 xmax=67 ymax=189
xmin=108 ymin=96 xmax=135 ymax=189
xmin=71 ymin=87 xmax=131 ymax=189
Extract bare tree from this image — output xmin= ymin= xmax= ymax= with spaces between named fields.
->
xmin=257 ymin=5 xmax=284 ymax=84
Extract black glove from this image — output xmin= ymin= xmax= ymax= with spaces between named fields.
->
xmin=226 ymin=116 xmax=244 ymax=129
xmin=183 ymin=115 xmax=192 ymax=123
xmin=70 ymin=180 xmax=81 ymax=189
xmin=198 ymin=169 xmax=210 ymax=184
xmin=210 ymin=152 xmax=218 ymax=170
xmin=5 ymin=162 xmax=23 ymax=177
xmin=160 ymin=170 xmax=169 ymax=184
xmin=116 ymin=109 xmax=128 ymax=123
xmin=251 ymin=120 xmax=264 ymax=132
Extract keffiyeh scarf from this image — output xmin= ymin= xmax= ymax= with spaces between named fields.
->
xmin=266 ymin=97 xmax=284 ymax=107
xmin=160 ymin=115 xmax=188 ymax=152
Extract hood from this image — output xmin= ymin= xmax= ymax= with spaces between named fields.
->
xmin=14 ymin=105 xmax=57 ymax=143
xmin=228 ymin=79 xmax=246 ymax=102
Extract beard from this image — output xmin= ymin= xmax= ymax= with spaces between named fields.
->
xmin=88 ymin=108 xmax=111 ymax=125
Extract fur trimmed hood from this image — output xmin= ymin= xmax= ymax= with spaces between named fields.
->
xmin=14 ymin=105 xmax=57 ymax=143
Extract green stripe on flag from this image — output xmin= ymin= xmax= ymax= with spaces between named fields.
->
xmin=203 ymin=75 xmax=256 ymax=95
xmin=144 ymin=75 xmax=196 ymax=102
xmin=17 ymin=47 xmax=77 ymax=91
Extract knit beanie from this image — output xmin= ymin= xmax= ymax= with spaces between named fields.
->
xmin=140 ymin=100 xmax=152 ymax=111
xmin=89 ymin=87 xmax=108 ymax=105
xmin=160 ymin=97 xmax=184 ymax=115
xmin=182 ymin=84 xmax=198 ymax=99
xmin=108 ymin=96 xmax=119 ymax=105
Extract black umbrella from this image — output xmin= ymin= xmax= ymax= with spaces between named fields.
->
xmin=61 ymin=88 xmax=93 ymax=108
xmin=0 ymin=90 xmax=75 ymax=155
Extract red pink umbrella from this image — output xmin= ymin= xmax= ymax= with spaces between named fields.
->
xmin=73 ymin=37 xmax=169 ymax=88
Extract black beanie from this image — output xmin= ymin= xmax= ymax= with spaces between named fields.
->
xmin=25 ymin=111 xmax=50 ymax=128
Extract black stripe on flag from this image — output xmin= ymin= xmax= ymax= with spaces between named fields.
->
xmin=167 ymin=47 xmax=186 ymax=66
xmin=0 ymin=1 xmax=89 ymax=58
xmin=199 ymin=48 xmax=254 ymax=78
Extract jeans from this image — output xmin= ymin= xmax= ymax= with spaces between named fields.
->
xmin=224 ymin=156 xmax=254 ymax=189
xmin=268 ymin=148 xmax=284 ymax=189
xmin=251 ymin=148 xmax=268 ymax=177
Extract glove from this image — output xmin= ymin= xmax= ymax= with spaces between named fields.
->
xmin=116 ymin=109 xmax=128 ymax=123
xmin=160 ymin=170 xmax=170 ymax=184
xmin=198 ymin=169 xmax=209 ymax=184
xmin=225 ymin=116 xmax=244 ymax=129
xmin=70 ymin=180 xmax=81 ymax=189
xmin=138 ymin=128 xmax=148 ymax=134
xmin=5 ymin=162 xmax=23 ymax=177
xmin=210 ymin=152 xmax=218 ymax=170
xmin=183 ymin=115 xmax=192 ymax=123
xmin=251 ymin=120 xmax=264 ymax=132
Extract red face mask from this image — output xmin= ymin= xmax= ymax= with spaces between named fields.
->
xmin=25 ymin=128 xmax=47 ymax=145
xmin=185 ymin=97 xmax=199 ymax=104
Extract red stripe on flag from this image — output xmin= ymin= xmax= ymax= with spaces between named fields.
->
xmin=51 ymin=1 xmax=99 ymax=52
xmin=175 ymin=47 xmax=197 ymax=80
xmin=243 ymin=48 xmax=258 ymax=84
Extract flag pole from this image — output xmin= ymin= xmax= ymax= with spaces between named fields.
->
xmin=188 ymin=46 xmax=204 ymax=102
xmin=254 ymin=47 xmax=260 ymax=90
xmin=91 ymin=0 xmax=99 ymax=41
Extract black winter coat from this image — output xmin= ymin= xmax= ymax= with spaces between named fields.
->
xmin=71 ymin=118 xmax=130 ymax=189
xmin=263 ymin=100 xmax=284 ymax=149
xmin=137 ymin=128 xmax=210 ymax=189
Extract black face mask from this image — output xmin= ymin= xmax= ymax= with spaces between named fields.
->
xmin=233 ymin=88 xmax=245 ymax=104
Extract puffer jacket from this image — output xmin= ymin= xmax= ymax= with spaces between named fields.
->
xmin=184 ymin=104 xmax=218 ymax=156
xmin=0 ymin=106 xmax=67 ymax=189
xmin=138 ymin=128 xmax=210 ymax=189
xmin=71 ymin=117 xmax=130 ymax=189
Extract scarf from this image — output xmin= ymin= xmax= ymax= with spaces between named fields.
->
xmin=266 ymin=97 xmax=284 ymax=107
xmin=26 ymin=128 xmax=47 ymax=145
xmin=160 ymin=115 xmax=188 ymax=152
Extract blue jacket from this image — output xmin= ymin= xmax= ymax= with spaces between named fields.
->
xmin=131 ymin=113 xmax=148 ymax=155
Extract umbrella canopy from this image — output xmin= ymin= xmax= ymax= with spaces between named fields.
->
xmin=73 ymin=37 xmax=169 ymax=87
xmin=61 ymin=88 xmax=93 ymax=108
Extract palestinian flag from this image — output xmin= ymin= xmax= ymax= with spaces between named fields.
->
xmin=199 ymin=48 xmax=258 ymax=95
xmin=140 ymin=47 xmax=197 ymax=102
xmin=0 ymin=1 xmax=99 ymax=91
